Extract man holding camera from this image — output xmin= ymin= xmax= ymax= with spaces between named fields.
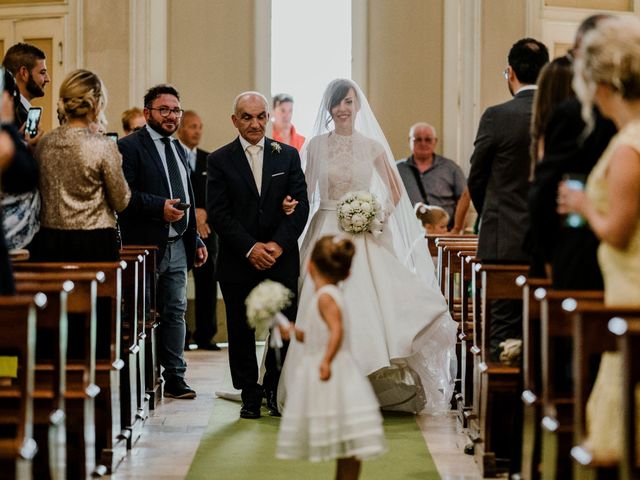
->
xmin=118 ymin=84 xmax=207 ymax=399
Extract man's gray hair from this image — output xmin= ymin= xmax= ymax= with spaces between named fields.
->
xmin=409 ymin=122 xmax=437 ymax=139
xmin=232 ymin=91 xmax=269 ymax=114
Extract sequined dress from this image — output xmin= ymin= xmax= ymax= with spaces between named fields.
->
xmin=32 ymin=125 xmax=131 ymax=261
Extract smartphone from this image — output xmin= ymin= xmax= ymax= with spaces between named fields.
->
xmin=563 ymin=174 xmax=587 ymax=228
xmin=25 ymin=107 xmax=42 ymax=138
xmin=105 ymin=132 xmax=118 ymax=142
xmin=175 ymin=203 xmax=191 ymax=211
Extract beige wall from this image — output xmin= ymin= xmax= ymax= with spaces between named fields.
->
xmin=168 ymin=0 xmax=255 ymax=153
xmin=480 ymin=0 xmax=527 ymax=113
xmin=368 ymin=0 xmax=444 ymax=160
xmin=83 ymin=0 xmax=130 ymax=135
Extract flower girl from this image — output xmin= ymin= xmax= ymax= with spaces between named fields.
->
xmin=276 ymin=235 xmax=386 ymax=480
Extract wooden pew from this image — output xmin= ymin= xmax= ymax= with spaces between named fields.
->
xmin=455 ymin=253 xmax=477 ymax=429
xmin=516 ymin=275 xmax=551 ymax=480
xmin=14 ymin=262 xmax=128 ymax=473
xmin=15 ymin=271 xmax=102 ymax=479
xmin=564 ymin=301 xmax=640 ymax=479
xmin=609 ymin=316 xmax=640 ymax=480
xmin=535 ymin=289 xmax=603 ymax=480
xmin=0 ymin=295 xmax=42 ymax=480
xmin=117 ymin=251 xmax=144 ymax=449
xmin=470 ymin=262 xmax=529 ymax=477
xmin=122 ymin=245 xmax=161 ymax=409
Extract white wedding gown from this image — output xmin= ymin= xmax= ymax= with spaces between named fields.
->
xmin=278 ymin=131 xmax=457 ymax=414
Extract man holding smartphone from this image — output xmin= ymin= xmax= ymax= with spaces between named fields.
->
xmin=118 ymin=84 xmax=208 ymax=400
xmin=2 ymin=43 xmax=49 ymax=132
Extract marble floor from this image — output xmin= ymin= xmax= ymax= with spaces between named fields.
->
xmin=108 ymin=348 xmax=482 ymax=479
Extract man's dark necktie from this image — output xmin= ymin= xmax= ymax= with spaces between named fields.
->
xmin=161 ymin=137 xmax=187 ymax=236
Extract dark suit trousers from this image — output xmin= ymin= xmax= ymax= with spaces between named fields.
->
xmin=489 ymin=299 xmax=523 ymax=362
xmin=192 ymin=233 xmax=218 ymax=345
xmin=219 ymin=275 xmax=297 ymax=405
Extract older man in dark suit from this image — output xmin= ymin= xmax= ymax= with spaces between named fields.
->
xmin=118 ymin=84 xmax=207 ymax=399
xmin=468 ymin=37 xmax=549 ymax=360
xmin=207 ymin=91 xmax=308 ymax=419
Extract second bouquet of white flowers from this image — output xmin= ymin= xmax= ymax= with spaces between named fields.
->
xmin=336 ymin=190 xmax=385 ymax=237
xmin=245 ymin=280 xmax=293 ymax=348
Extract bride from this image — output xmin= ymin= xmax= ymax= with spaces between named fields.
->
xmin=278 ymin=79 xmax=457 ymax=414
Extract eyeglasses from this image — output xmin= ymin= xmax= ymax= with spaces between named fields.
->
xmin=502 ymin=67 xmax=509 ymax=80
xmin=148 ymin=107 xmax=184 ymax=117
xmin=411 ymin=137 xmax=435 ymax=143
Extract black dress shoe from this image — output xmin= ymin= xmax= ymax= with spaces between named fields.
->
xmin=240 ymin=403 xmax=261 ymax=419
xmin=196 ymin=342 xmax=221 ymax=351
xmin=265 ymin=390 xmax=280 ymax=417
xmin=164 ymin=378 xmax=197 ymax=399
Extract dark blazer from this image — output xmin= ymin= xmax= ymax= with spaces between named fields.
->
xmin=468 ymin=89 xmax=535 ymax=262
xmin=190 ymin=148 xmax=209 ymax=210
xmin=206 ymin=137 xmax=309 ymax=283
xmin=528 ymin=98 xmax=616 ymax=289
xmin=117 ymin=127 xmax=202 ymax=269
xmin=15 ymin=100 xmax=28 ymax=130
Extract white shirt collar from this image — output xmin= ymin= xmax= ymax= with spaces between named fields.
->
xmin=20 ymin=94 xmax=31 ymax=112
xmin=516 ymin=85 xmax=538 ymax=95
xmin=238 ymin=135 xmax=265 ymax=152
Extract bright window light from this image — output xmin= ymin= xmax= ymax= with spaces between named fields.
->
xmin=271 ymin=0 xmax=352 ymax=139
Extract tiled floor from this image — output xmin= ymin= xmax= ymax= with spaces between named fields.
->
xmin=108 ymin=349 xmax=482 ymax=479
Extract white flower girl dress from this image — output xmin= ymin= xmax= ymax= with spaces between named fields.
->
xmin=276 ymin=284 xmax=387 ymax=462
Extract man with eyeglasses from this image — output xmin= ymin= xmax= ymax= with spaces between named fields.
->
xmin=118 ymin=84 xmax=208 ymax=400
xmin=396 ymin=122 xmax=466 ymax=229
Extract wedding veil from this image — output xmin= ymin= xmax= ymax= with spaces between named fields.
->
xmin=301 ymin=78 xmax=438 ymax=287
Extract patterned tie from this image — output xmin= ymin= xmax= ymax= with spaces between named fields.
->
xmin=161 ymin=137 xmax=187 ymax=236
xmin=246 ymin=144 xmax=262 ymax=194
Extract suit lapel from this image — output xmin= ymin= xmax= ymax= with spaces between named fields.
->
xmin=231 ymin=138 xmax=259 ymax=197
xmin=140 ymin=129 xmax=170 ymax=195
xmin=260 ymin=138 xmax=276 ymax=203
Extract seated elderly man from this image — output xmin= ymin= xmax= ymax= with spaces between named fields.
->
xmin=396 ymin=122 xmax=466 ymax=229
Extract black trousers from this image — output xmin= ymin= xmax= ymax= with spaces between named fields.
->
xmin=489 ymin=298 xmax=523 ymax=362
xmin=191 ymin=234 xmax=218 ymax=345
xmin=219 ymin=275 xmax=297 ymax=406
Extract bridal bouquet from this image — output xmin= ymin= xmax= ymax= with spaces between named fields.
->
xmin=245 ymin=280 xmax=293 ymax=348
xmin=336 ymin=190 xmax=384 ymax=237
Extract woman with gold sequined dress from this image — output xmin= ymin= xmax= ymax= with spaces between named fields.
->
xmin=31 ymin=69 xmax=130 ymax=261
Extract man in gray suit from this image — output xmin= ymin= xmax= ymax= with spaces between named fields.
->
xmin=468 ymin=37 xmax=548 ymax=360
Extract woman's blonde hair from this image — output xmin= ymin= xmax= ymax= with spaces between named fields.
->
xmin=57 ymin=69 xmax=108 ymax=127
xmin=574 ymin=15 xmax=640 ymax=131
xmin=414 ymin=203 xmax=449 ymax=227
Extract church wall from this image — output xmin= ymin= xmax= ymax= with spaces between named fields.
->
xmin=83 ymin=0 xmax=131 ymax=135
xmin=367 ymin=0 xmax=444 ymax=160
xmin=480 ymin=0 xmax=527 ymax=113
xmin=168 ymin=0 xmax=255 ymax=153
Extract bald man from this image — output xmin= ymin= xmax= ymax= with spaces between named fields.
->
xmin=396 ymin=122 xmax=466 ymax=229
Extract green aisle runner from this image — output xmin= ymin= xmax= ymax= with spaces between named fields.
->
xmin=187 ymin=399 xmax=440 ymax=479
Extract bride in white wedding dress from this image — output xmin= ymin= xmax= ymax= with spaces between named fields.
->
xmin=278 ymin=79 xmax=457 ymax=414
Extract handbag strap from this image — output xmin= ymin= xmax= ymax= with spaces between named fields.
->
xmin=409 ymin=158 xmax=429 ymax=204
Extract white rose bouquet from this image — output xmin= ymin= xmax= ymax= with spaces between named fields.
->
xmin=336 ymin=190 xmax=385 ymax=237
xmin=245 ymin=280 xmax=293 ymax=348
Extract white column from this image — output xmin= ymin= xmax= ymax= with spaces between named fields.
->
xmin=442 ymin=0 xmax=481 ymax=175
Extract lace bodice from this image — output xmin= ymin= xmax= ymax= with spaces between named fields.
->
xmin=307 ymin=131 xmax=385 ymax=202
xmin=325 ymin=133 xmax=373 ymax=199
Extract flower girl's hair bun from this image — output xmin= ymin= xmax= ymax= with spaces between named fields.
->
xmin=311 ymin=235 xmax=355 ymax=282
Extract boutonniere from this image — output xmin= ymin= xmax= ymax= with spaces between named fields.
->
xmin=271 ymin=142 xmax=282 ymax=154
